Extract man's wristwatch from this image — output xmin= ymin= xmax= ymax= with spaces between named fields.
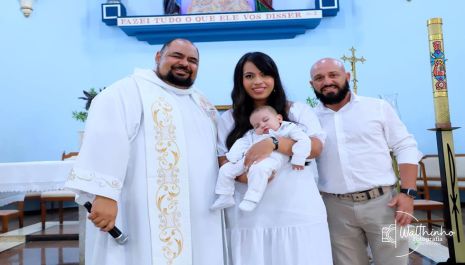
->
xmin=400 ymin=188 xmax=417 ymax=199
xmin=270 ymin=136 xmax=279 ymax=150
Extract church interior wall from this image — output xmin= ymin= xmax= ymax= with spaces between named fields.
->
xmin=0 ymin=0 xmax=463 ymax=162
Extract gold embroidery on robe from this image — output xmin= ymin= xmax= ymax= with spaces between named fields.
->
xmin=68 ymin=168 xmax=123 ymax=189
xmin=152 ymin=97 xmax=183 ymax=264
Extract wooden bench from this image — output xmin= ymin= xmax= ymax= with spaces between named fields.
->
xmin=0 ymin=201 xmax=24 ymax=233
xmin=417 ymin=154 xmax=465 ymax=191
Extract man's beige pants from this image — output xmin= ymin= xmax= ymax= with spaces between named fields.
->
xmin=322 ymin=190 xmax=408 ymax=265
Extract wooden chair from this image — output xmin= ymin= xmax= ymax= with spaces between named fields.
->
xmin=416 ymin=154 xmax=465 ymax=190
xmin=40 ymin=151 xmax=77 ymax=229
xmin=413 ymin=159 xmax=444 ymax=230
xmin=0 ymin=201 xmax=24 ymax=233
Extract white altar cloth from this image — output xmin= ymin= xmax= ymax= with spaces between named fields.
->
xmin=0 ymin=160 xmax=74 ymax=206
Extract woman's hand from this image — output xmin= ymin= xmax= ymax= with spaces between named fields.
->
xmin=219 ymin=156 xmax=249 ymax=183
xmin=292 ymin=165 xmax=304 ymax=170
xmin=235 ymin=171 xmax=277 ymax=183
xmin=244 ymin=138 xmax=275 ymax=168
xmin=235 ymin=173 xmax=248 ymax=183
xmin=308 ymin=137 xmax=323 ymax=159
xmin=88 ymin=195 xmax=117 ymax=232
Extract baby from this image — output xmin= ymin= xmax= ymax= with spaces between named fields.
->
xmin=212 ymin=105 xmax=311 ymax=211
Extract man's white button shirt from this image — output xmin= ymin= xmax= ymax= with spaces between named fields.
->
xmin=316 ymin=93 xmax=420 ymax=194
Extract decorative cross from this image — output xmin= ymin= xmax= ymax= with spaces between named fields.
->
xmin=341 ymin=47 xmax=366 ymax=94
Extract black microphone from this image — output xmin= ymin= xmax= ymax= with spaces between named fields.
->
xmin=84 ymin=201 xmax=129 ymax=245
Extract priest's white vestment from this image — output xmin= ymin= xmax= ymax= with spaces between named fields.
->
xmin=65 ymin=69 xmax=224 ymax=265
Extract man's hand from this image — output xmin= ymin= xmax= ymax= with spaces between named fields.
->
xmin=88 ymin=195 xmax=117 ymax=232
xmin=244 ymin=138 xmax=274 ymax=168
xmin=388 ymin=193 xmax=414 ymax=226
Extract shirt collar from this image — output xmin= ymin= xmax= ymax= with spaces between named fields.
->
xmin=316 ymin=91 xmax=359 ymax=113
xmin=133 ymin=68 xmax=194 ymax=95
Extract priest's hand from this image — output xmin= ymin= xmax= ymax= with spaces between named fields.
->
xmin=88 ymin=195 xmax=118 ymax=232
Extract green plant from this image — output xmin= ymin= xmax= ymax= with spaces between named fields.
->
xmin=306 ymin=96 xmax=319 ymax=108
xmin=72 ymin=88 xmax=104 ymax=122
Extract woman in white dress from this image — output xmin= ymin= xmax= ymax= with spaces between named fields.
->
xmin=217 ymin=52 xmax=333 ymax=265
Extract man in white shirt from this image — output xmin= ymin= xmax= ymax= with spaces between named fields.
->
xmin=65 ymin=39 xmax=224 ymax=265
xmin=309 ymin=58 xmax=420 ymax=265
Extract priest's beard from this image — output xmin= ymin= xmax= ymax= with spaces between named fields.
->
xmin=158 ymin=65 xmax=194 ymax=88
xmin=314 ymin=81 xmax=350 ymax=105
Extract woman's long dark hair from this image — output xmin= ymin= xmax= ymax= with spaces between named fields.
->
xmin=226 ymin=52 xmax=289 ymax=149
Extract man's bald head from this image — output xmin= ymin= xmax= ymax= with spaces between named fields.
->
xmin=309 ymin=57 xmax=351 ymax=107
xmin=310 ymin=58 xmax=346 ymax=79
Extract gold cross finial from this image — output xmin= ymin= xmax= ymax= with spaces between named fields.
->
xmin=341 ymin=47 xmax=366 ymax=94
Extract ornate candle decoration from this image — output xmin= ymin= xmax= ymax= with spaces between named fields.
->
xmin=427 ymin=17 xmax=465 ymax=264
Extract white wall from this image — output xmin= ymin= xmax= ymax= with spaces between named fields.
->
xmin=352 ymin=0 xmax=465 ymax=156
xmin=0 ymin=0 xmax=463 ymax=162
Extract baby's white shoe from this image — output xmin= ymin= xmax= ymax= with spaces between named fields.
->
xmin=238 ymin=200 xmax=257 ymax=212
xmin=211 ymin=195 xmax=235 ymax=210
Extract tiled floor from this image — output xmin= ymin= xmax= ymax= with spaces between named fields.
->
xmin=1 ymin=240 xmax=79 ymax=265
xmin=0 ymin=207 xmax=460 ymax=264
xmin=0 ymin=208 xmax=79 ymax=265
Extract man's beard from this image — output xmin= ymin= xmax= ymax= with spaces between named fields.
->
xmin=314 ymin=80 xmax=350 ymax=105
xmin=158 ymin=65 xmax=194 ymax=88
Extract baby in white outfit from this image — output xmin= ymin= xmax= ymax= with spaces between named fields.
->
xmin=211 ymin=105 xmax=311 ymax=211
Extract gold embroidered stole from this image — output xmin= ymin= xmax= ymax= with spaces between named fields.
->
xmin=137 ymin=81 xmax=193 ymax=265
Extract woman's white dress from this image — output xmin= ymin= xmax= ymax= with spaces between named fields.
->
xmin=217 ymin=102 xmax=333 ymax=265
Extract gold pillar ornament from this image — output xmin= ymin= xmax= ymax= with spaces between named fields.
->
xmin=341 ymin=47 xmax=365 ymax=94
xmin=427 ymin=17 xmax=465 ymax=265
xmin=428 ymin=18 xmax=450 ymax=129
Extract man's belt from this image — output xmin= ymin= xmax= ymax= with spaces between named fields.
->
xmin=324 ymin=186 xmax=394 ymax=202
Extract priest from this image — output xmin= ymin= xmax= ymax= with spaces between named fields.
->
xmin=65 ymin=38 xmax=224 ymax=265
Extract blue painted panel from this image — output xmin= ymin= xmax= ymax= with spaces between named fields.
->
xmin=121 ymin=19 xmax=320 ymax=35
xmin=316 ymin=0 xmax=339 ymax=16
xmin=136 ymin=27 xmax=308 ymax=43
xmin=101 ymin=3 xmax=127 ymax=26
xmin=101 ymin=0 xmax=338 ymax=44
